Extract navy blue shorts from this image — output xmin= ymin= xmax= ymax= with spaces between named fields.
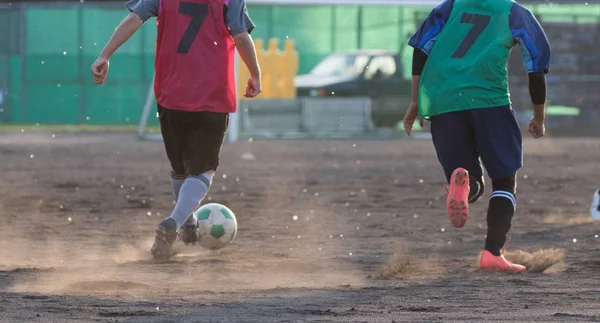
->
xmin=430 ymin=105 xmax=522 ymax=181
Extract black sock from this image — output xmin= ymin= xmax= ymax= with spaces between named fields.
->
xmin=484 ymin=191 xmax=516 ymax=256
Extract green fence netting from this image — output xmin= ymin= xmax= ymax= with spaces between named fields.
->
xmin=0 ymin=2 xmax=598 ymax=125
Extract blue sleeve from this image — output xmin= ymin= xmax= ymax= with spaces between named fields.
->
xmin=226 ymin=0 xmax=255 ymax=36
xmin=509 ymin=3 xmax=551 ymax=73
xmin=126 ymin=0 xmax=159 ymax=23
xmin=407 ymin=0 xmax=453 ymax=55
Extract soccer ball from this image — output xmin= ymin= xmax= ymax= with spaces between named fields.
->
xmin=194 ymin=203 xmax=237 ymax=250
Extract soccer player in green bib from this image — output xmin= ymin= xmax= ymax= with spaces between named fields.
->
xmin=403 ymin=0 xmax=550 ymax=272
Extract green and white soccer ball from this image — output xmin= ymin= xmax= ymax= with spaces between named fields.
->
xmin=194 ymin=203 xmax=237 ymax=250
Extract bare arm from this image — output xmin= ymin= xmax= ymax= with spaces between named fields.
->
xmin=411 ymin=75 xmax=420 ymax=103
xmin=233 ymin=31 xmax=261 ymax=97
xmin=533 ymin=103 xmax=545 ymax=121
xmin=403 ymin=48 xmax=427 ymax=136
xmin=226 ymin=0 xmax=260 ymax=97
xmin=99 ymin=13 xmax=143 ymax=60
xmin=91 ymin=13 xmax=143 ymax=84
xmin=233 ymin=31 xmax=260 ymax=79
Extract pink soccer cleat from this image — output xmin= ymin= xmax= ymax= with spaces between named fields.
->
xmin=479 ymin=250 xmax=526 ymax=272
xmin=446 ymin=168 xmax=470 ymax=228
xmin=479 ymin=238 xmax=526 ymax=272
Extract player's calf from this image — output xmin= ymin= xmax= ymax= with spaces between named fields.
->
xmin=479 ymin=175 xmax=526 ymax=272
xmin=169 ymin=170 xmax=203 ymax=245
xmin=169 ymin=173 xmax=212 ymax=229
xmin=484 ymin=176 xmax=517 ymax=256
xmin=171 ymin=173 xmax=213 ymax=245
xmin=152 ymin=172 xmax=213 ymax=259
xmin=170 ymin=170 xmax=188 ymax=201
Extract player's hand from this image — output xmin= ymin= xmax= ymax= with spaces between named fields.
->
xmin=244 ymin=76 xmax=261 ymax=98
xmin=403 ymin=102 xmax=423 ymax=136
xmin=528 ymin=116 xmax=545 ymax=139
xmin=91 ymin=57 xmax=110 ymax=84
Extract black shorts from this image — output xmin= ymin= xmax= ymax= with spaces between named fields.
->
xmin=158 ymin=104 xmax=229 ymax=176
xmin=430 ymin=105 xmax=522 ymax=181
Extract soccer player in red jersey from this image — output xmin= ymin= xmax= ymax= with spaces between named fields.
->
xmin=91 ymin=0 xmax=261 ymax=260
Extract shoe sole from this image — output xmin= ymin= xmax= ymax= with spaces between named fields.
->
xmin=447 ymin=168 xmax=469 ymax=228
xmin=479 ymin=263 xmax=527 ymax=272
xmin=479 ymin=264 xmax=527 ymax=272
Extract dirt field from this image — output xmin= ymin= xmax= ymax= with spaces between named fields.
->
xmin=1 ymin=131 xmax=599 ymax=322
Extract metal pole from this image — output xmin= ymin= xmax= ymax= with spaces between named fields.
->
xmin=227 ymin=49 xmax=240 ymax=144
xmin=357 ymin=6 xmax=363 ymax=49
xmin=140 ymin=22 xmax=147 ymax=118
xmin=330 ymin=6 xmax=336 ymax=51
xmin=4 ymin=6 xmax=14 ymax=123
xmin=397 ymin=6 xmax=403 ymax=53
xmin=18 ymin=4 xmax=26 ymax=123
xmin=137 ymin=74 xmax=155 ymax=139
xmin=267 ymin=6 xmax=274 ymax=39
xmin=77 ymin=4 xmax=85 ymax=124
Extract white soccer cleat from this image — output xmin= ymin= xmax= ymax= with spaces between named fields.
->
xmin=591 ymin=189 xmax=600 ymax=220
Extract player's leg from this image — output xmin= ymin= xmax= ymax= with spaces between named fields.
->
xmin=170 ymin=171 xmax=187 ymax=201
xmin=157 ymin=105 xmax=188 ymax=200
xmin=151 ymin=104 xmax=188 ymax=260
xmin=430 ymin=110 xmax=485 ymax=228
xmin=591 ymin=188 xmax=600 ymax=220
xmin=472 ymin=105 xmax=525 ymax=272
xmin=173 ymin=111 xmax=229 ymax=245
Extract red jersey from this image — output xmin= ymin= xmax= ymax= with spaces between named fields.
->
xmin=155 ymin=0 xmax=236 ymax=113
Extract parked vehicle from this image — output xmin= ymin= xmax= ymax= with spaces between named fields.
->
xmin=295 ymin=50 xmax=412 ymax=127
